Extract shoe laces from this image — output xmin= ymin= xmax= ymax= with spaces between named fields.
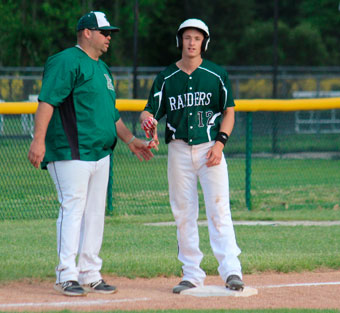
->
xmin=62 ymin=280 xmax=79 ymax=289
xmin=90 ymin=279 xmax=104 ymax=288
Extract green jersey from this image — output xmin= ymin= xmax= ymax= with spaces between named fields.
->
xmin=39 ymin=46 xmax=120 ymax=168
xmin=145 ymin=59 xmax=235 ymax=145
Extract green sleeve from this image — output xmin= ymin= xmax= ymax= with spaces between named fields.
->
xmin=39 ymin=53 xmax=76 ymax=107
xmin=114 ymin=106 xmax=120 ymax=122
xmin=144 ymin=74 xmax=166 ymax=121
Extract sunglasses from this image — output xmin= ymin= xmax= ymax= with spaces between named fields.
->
xmin=99 ymin=30 xmax=112 ymax=37
xmin=89 ymin=29 xmax=112 ymax=37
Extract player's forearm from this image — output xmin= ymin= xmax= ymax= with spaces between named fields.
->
xmin=33 ymin=101 xmax=54 ymax=143
xmin=219 ymin=106 xmax=235 ymax=137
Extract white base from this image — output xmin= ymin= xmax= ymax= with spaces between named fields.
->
xmin=180 ymin=286 xmax=258 ymax=297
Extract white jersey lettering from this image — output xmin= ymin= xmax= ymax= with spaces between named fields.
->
xmin=205 ymin=93 xmax=212 ymax=105
xmin=177 ymin=95 xmax=185 ymax=109
xmin=167 ymin=92 xmax=213 ymax=110
xmin=187 ymin=93 xmax=194 ymax=107
xmin=199 ymin=92 xmax=206 ymax=105
xmin=194 ymin=92 xmax=200 ymax=106
xmin=169 ymin=97 xmax=177 ymax=111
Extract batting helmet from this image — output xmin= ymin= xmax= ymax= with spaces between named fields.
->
xmin=176 ymin=18 xmax=210 ymax=52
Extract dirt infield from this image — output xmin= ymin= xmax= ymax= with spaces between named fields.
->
xmin=0 ymin=270 xmax=339 ymax=312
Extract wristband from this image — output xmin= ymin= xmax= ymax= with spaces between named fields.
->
xmin=126 ymin=135 xmax=136 ymax=145
xmin=215 ymin=132 xmax=229 ymax=146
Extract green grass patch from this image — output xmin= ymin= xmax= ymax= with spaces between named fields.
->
xmin=1 ymin=218 xmax=339 ymax=282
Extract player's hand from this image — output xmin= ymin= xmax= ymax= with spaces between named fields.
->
xmin=128 ymin=137 xmax=154 ymax=161
xmin=146 ymin=139 xmax=159 ymax=151
xmin=141 ymin=116 xmax=158 ymax=139
xmin=28 ymin=139 xmax=45 ymax=168
xmin=206 ymin=142 xmax=224 ymax=167
xmin=146 ymin=123 xmax=159 ymax=151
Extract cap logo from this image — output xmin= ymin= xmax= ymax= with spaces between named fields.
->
xmin=94 ymin=12 xmax=110 ymax=28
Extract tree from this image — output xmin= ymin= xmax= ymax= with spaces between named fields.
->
xmin=0 ymin=0 xmax=82 ymax=66
xmin=139 ymin=0 xmax=256 ymax=66
xmin=285 ymin=23 xmax=329 ymax=66
xmin=299 ymin=0 xmax=340 ymax=65
xmin=236 ymin=21 xmax=290 ymax=66
xmin=0 ymin=0 xmax=339 ymax=66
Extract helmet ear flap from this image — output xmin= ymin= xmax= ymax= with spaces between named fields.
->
xmin=202 ymin=37 xmax=210 ymax=52
xmin=176 ymin=33 xmax=182 ymax=50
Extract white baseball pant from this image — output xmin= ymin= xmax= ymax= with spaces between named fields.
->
xmin=168 ymin=140 xmax=242 ymax=286
xmin=47 ymin=155 xmax=110 ymax=285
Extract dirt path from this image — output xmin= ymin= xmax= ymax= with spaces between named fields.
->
xmin=0 ymin=270 xmax=339 ymax=312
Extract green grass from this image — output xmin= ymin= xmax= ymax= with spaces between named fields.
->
xmin=1 ymin=217 xmax=339 ymax=282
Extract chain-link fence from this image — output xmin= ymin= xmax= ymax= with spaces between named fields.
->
xmin=2 ymin=66 xmax=340 ymax=101
xmin=0 ymin=66 xmax=340 ymax=220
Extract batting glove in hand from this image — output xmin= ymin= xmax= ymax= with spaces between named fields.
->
xmin=146 ymin=139 xmax=159 ymax=151
xmin=141 ymin=116 xmax=158 ymax=139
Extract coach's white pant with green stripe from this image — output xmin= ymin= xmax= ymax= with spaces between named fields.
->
xmin=168 ymin=140 xmax=242 ymax=287
xmin=47 ymin=155 xmax=110 ymax=285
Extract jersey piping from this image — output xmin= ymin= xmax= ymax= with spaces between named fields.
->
xmin=207 ymin=112 xmax=222 ymax=141
xmin=198 ymin=65 xmax=228 ymax=108
xmin=154 ymin=69 xmax=181 ymax=118
xmin=167 ymin=122 xmax=177 ymax=140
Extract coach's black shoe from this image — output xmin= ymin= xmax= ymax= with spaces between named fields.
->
xmin=226 ymin=275 xmax=245 ymax=291
xmin=173 ymin=280 xmax=196 ymax=294
xmin=54 ymin=280 xmax=87 ymax=296
xmin=82 ymin=279 xmax=117 ymax=294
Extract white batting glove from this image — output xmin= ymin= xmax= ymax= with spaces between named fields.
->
xmin=141 ymin=116 xmax=158 ymax=139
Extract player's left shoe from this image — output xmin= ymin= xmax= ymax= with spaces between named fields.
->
xmin=82 ymin=279 xmax=117 ymax=294
xmin=226 ymin=275 xmax=244 ymax=291
xmin=172 ymin=280 xmax=196 ymax=294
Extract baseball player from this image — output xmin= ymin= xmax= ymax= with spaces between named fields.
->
xmin=28 ymin=11 xmax=153 ymax=297
xmin=140 ymin=18 xmax=244 ymax=293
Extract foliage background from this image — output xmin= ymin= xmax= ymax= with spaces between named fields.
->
xmin=1 ymin=0 xmax=340 ymax=67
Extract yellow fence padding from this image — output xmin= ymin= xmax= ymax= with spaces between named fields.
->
xmin=234 ymin=97 xmax=340 ymax=112
xmin=1 ymin=97 xmax=340 ymax=114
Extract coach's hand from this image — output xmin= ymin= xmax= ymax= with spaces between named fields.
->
xmin=128 ymin=137 xmax=154 ymax=161
xmin=28 ymin=140 xmax=45 ymax=168
xmin=27 ymin=101 xmax=54 ymax=169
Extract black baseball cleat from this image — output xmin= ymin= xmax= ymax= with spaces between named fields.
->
xmin=172 ymin=280 xmax=196 ymax=294
xmin=226 ymin=275 xmax=245 ymax=291
xmin=54 ymin=280 xmax=87 ymax=296
xmin=82 ymin=279 xmax=117 ymax=294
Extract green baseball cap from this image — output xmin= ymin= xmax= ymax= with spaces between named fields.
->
xmin=77 ymin=11 xmax=119 ymax=32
